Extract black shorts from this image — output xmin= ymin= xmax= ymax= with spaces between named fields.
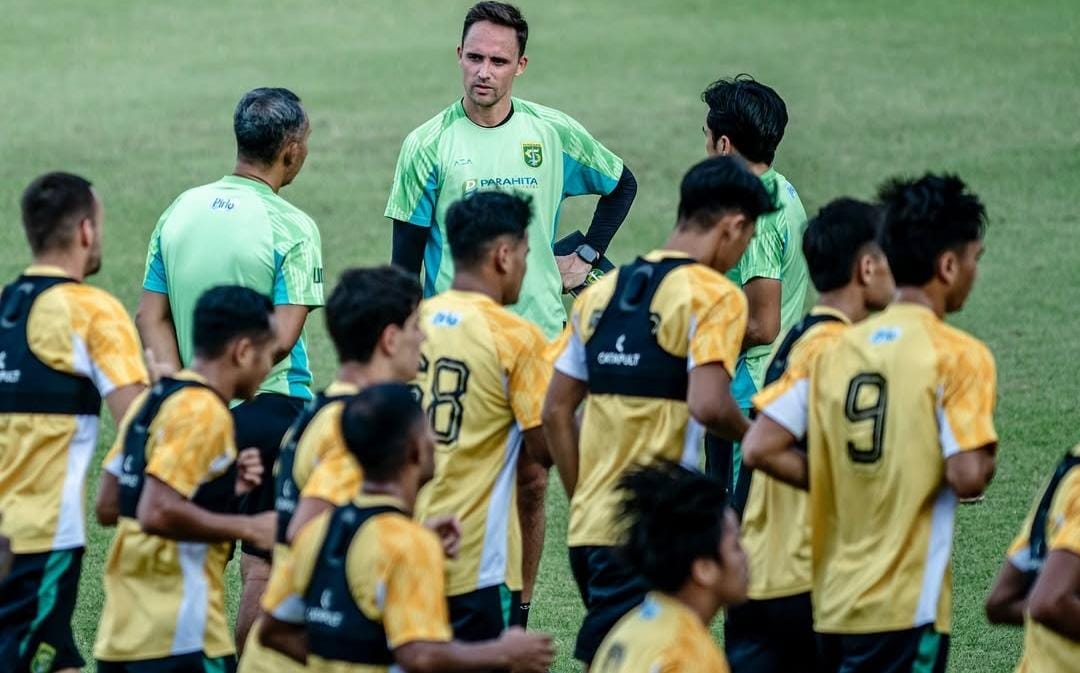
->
xmin=232 ymin=392 xmax=306 ymax=558
xmin=448 ymin=584 xmax=522 ymax=642
xmin=816 ymin=625 xmax=949 ymax=673
xmin=568 ymin=545 xmax=648 ymax=666
xmin=725 ymin=592 xmax=817 ymax=673
xmin=0 ymin=548 xmax=85 ymax=672
xmin=97 ymin=652 xmax=237 ymax=673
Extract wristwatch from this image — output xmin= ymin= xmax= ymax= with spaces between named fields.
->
xmin=574 ymin=243 xmax=600 ymax=266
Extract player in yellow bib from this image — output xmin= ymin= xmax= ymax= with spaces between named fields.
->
xmin=743 ymin=174 xmax=997 ymax=672
xmin=737 ymin=198 xmax=894 ymax=673
xmin=986 ymin=444 xmax=1080 ymax=672
xmin=412 ymin=191 xmax=552 ymax=639
xmin=545 ymin=156 xmax=777 ymax=666
xmin=256 ymin=384 xmax=554 ymax=672
xmin=593 ymin=462 xmax=747 ymax=673
xmin=94 ymin=286 xmax=280 ymax=673
xmin=0 ymin=173 xmax=149 ymax=673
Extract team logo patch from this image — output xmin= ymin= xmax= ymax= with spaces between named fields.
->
xmin=462 ymin=179 xmax=478 ymax=197
xmin=31 ymin=643 xmax=56 ymax=673
xmin=522 ymin=142 xmax=543 ymax=168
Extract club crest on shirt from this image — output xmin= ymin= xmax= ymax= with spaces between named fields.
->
xmin=522 ymin=142 xmax=543 ymax=168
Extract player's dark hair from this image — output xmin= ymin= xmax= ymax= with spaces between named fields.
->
xmin=462 ymin=2 xmax=528 ymax=56
xmin=192 ymin=286 xmax=274 ymax=359
xmin=446 ymin=191 xmax=532 ymax=268
xmin=20 ymin=172 xmax=96 ymax=254
xmin=341 ymin=383 xmax=427 ymax=481
xmin=877 ymin=173 xmax=987 ymax=286
xmin=326 ymin=266 xmax=422 ymax=364
xmin=677 ymin=156 xmax=777 ymax=230
xmin=617 ymin=462 xmax=731 ymax=593
xmin=803 ymin=198 xmax=885 ymax=293
xmin=702 ymin=75 xmax=788 ymax=165
xmin=233 ymin=87 xmax=307 ymax=165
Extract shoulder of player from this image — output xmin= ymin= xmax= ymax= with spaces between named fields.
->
xmin=928 ymin=319 xmax=995 ymax=372
xmin=514 ymin=98 xmax=588 ymax=137
xmin=156 ymin=383 xmax=231 ymax=429
xmin=790 ymin=319 xmax=848 ymax=363
xmin=480 ymin=301 xmax=548 ymax=350
xmin=678 ymin=263 xmax=747 ymax=312
xmin=359 ymin=511 xmax=440 ymax=561
xmin=36 ymin=282 xmax=134 ymax=331
xmin=401 ymin=102 xmax=464 ymax=152
xmin=570 ymin=269 xmax=620 ymax=319
xmin=296 ymin=401 xmax=347 ymax=457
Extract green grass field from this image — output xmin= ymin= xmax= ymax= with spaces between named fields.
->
xmin=2 ymin=0 xmax=1078 ymax=670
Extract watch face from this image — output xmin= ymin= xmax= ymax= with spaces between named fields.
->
xmin=577 ymin=244 xmax=600 ymax=264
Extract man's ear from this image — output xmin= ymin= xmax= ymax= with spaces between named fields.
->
xmin=281 ymin=140 xmax=298 ymax=168
xmin=856 ymin=252 xmax=875 ymax=286
xmin=689 ymin=556 xmax=720 ymax=589
xmin=78 ymin=217 xmax=95 ymax=249
xmin=937 ymin=249 xmax=959 ymax=286
xmin=516 ymin=54 xmax=528 ymax=76
xmin=493 ymin=241 xmax=512 ymax=275
xmin=379 ymin=324 xmax=401 ymax=359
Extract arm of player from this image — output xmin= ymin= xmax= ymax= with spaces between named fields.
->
xmin=742 ymin=278 xmax=782 ymax=348
xmin=136 ymin=475 xmax=275 ymax=548
xmin=945 ymin=446 xmax=997 ymax=501
xmin=95 ymin=472 xmax=121 ymax=526
xmin=687 ymin=363 xmax=750 ymax=442
xmin=395 ymin=629 xmax=554 ymax=673
xmin=542 ymin=372 xmax=587 ymax=498
xmin=258 ymin=615 xmax=308 ymax=664
xmin=135 ymin=290 xmax=182 ymax=372
xmin=273 ymin=305 xmax=311 ymax=364
xmin=742 ymin=415 xmax=808 ymax=489
xmin=584 ymin=166 xmax=637 ymax=253
xmin=286 ymin=496 xmax=335 ymax=544
xmin=1027 ymin=548 xmax=1080 ymax=640
xmin=392 ymin=219 xmax=427 ymax=275
xmin=984 ymin=558 xmax=1029 ymax=626
xmin=104 ymin=384 xmax=145 ymax=429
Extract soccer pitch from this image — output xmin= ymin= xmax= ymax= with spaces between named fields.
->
xmin=2 ymin=0 xmax=1078 ymax=670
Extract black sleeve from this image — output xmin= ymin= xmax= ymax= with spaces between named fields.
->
xmin=391 ymin=219 xmax=428 ymax=275
xmin=584 ymin=166 xmax=637 ymax=254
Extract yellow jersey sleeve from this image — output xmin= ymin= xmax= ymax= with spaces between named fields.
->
xmin=302 ymin=450 xmax=362 ymax=505
xmin=75 ymin=287 xmax=149 ymax=392
xmin=145 ymin=389 xmax=236 ymax=498
xmin=686 ymin=266 xmax=747 ymax=376
xmin=373 ymin=518 xmax=453 ymax=648
xmin=489 ymin=309 xmax=551 ymax=431
xmin=1050 ymin=470 xmax=1080 ymax=556
xmin=267 ymin=513 xmax=332 ymax=624
xmin=935 ymin=330 xmax=998 ymax=456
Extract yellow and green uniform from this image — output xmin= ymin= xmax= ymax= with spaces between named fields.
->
xmin=0 ymin=266 xmax=148 ymax=673
xmin=385 ymin=98 xmax=624 ymax=338
xmin=95 ymin=371 xmax=239 ymax=664
xmin=807 ymin=303 xmax=997 ymax=635
xmin=413 ymin=290 xmax=551 ymax=599
xmin=265 ymin=495 xmax=453 ymax=672
xmin=1006 ymin=445 xmax=1080 ymax=673
xmin=144 ymin=175 xmax=324 ymax=399
xmin=593 ymin=592 xmax=730 ymax=673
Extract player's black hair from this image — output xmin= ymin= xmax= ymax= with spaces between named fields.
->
xmin=702 ymin=75 xmax=788 ymax=165
xmin=192 ymin=286 xmax=274 ymax=359
xmin=325 ymin=266 xmax=422 ymax=364
xmin=340 ymin=383 xmax=427 ymax=481
xmin=20 ymin=172 xmax=96 ymax=254
xmin=446 ymin=191 xmax=532 ymax=268
xmin=233 ymin=87 xmax=307 ymax=165
xmin=676 ymin=156 xmax=778 ymax=229
xmin=803 ymin=198 xmax=885 ymax=293
xmin=462 ymin=2 xmax=529 ymax=56
xmin=877 ymin=173 xmax=987 ymax=286
xmin=617 ymin=461 xmax=731 ymax=593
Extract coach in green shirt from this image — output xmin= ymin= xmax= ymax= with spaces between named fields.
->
xmin=385 ymin=1 xmax=636 ymax=633
xmin=134 ymin=86 xmax=324 ymax=653
xmin=701 ymin=75 xmax=810 ymax=484
xmin=386 ymin=1 xmax=637 ymax=340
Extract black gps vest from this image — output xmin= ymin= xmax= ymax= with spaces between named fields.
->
xmin=733 ymin=311 xmax=844 ymax=517
xmin=1024 ymin=450 xmax=1080 ymax=586
xmin=584 ymin=257 xmax=695 ymax=400
xmin=274 ymin=392 xmax=353 ymax=544
xmin=305 ymin=503 xmax=403 ymax=665
xmin=118 ymin=377 xmax=236 ymax=518
xmin=0 ymin=275 xmax=101 ymax=416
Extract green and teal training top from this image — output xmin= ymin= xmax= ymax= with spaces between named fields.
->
xmin=727 ymin=167 xmax=809 ymax=408
xmin=385 ymin=98 xmax=624 ymax=338
xmin=143 ymin=175 xmax=325 ymax=400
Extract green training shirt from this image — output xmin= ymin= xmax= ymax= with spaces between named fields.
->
xmin=385 ymin=98 xmax=624 ymax=338
xmin=727 ymin=167 xmax=810 ymax=408
xmin=143 ymin=175 xmax=324 ymax=400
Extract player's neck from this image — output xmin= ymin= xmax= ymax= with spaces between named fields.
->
xmin=336 ymin=360 xmax=393 ymax=389
xmin=30 ymin=252 xmax=86 ymax=282
xmin=670 ymin=586 xmax=721 ymax=627
xmin=662 ymin=231 xmax=713 ymax=267
xmin=451 ymin=271 xmax=505 ymax=305
xmin=361 ymin=480 xmax=413 ymax=513
xmin=232 ymin=161 xmax=283 ymax=193
xmin=462 ymin=96 xmax=513 ymax=128
xmin=188 ymin=358 xmax=238 ymax=402
xmin=818 ymin=287 xmax=871 ymax=323
xmin=895 ymin=287 xmax=946 ymax=318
